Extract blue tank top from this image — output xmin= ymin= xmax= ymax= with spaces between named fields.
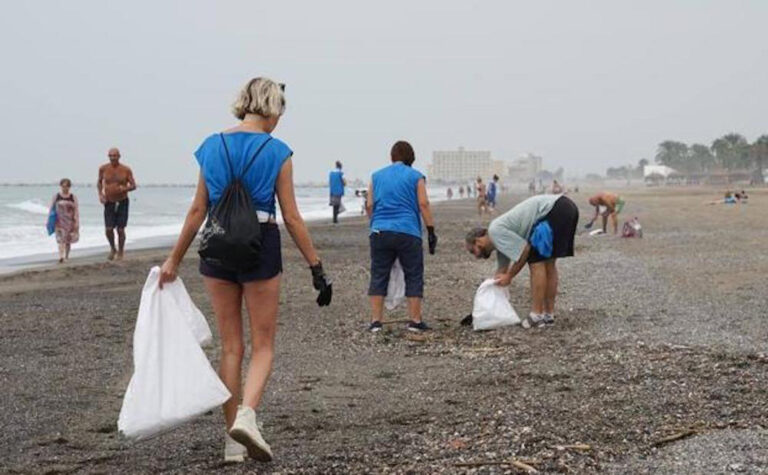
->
xmin=370 ymin=162 xmax=425 ymax=239
xmin=329 ymin=169 xmax=345 ymax=196
xmin=194 ymin=132 xmax=293 ymax=215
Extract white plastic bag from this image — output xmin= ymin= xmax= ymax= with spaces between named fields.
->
xmin=118 ymin=267 xmax=231 ymax=439
xmin=384 ymin=259 xmax=406 ymax=310
xmin=472 ymin=279 xmax=521 ymax=330
xmin=173 ymin=282 xmax=213 ymax=347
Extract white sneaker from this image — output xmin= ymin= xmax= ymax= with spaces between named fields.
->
xmin=224 ymin=432 xmax=247 ymax=463
xmin=521 ymin=313 xmax=545 ymax=329
xmin=229 ymin=406 xmax=273 ymax=462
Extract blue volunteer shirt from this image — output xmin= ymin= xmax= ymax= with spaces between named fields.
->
xmin=195 ymin=132 xmax=293 ymax=215
xmin=329 ymin=169 xmax=345 ymax=196
xmin=487 ymin=181 xmax=497 ymax=201
xmin=370 ymin=162 xmax=425 ymax=239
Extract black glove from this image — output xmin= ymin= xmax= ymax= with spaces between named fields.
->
xmin=310 ymin=262 xmax=332 ymax=307
xmin=427 ymin=226 xmax=437 ymax=255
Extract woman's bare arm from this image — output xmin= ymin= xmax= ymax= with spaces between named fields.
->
xmin=365 ymin=182 xmax=373 ymax=218
xmin=417 ymin=178 xmax=434 ymax=227
xmin=159 ymin=172 xmax=208 ymax=287
xmin=276 ymin=158 xmax=320 ymax=266
xmin=74 ymin=195 xmax=80 ymax=228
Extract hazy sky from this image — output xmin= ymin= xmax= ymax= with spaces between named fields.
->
xmin=1 ymin=1 xmax=766 ymax=184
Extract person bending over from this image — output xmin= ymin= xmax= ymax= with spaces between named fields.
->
xmin=466 ymin=194 xmax=578 ymax=328
xmin=587 ymin=192 xmax=624 ymax=234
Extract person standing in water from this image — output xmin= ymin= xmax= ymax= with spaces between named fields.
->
xmin=329 ymin=161 xmax=346 ymax=224
xmin=50 ymin=178 xmax=80 ymax=263
xmin=159 ymin=77 xmax=332 ymax=464
xmin=97 ymin=147 xmax=136 ymax=260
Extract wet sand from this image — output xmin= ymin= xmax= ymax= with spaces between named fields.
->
xmin=2 ymin=188 xmax=768 ymax=473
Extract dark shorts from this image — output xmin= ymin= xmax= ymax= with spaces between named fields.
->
xmin=199 ymin=223 xmax=282 ymax=284
xmin=368 ymin=231 xmax=424 ymax=298
xmin=528 ymin=195 xmax=579 ymax=264
xmin=104 ymin=198 xmax=129 ymax=229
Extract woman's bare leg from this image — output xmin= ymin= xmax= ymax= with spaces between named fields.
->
xmin=241 ymin=274 xmax=281 ymax=409
xmin=370 ymin=296 xmax=384 ymax=323
xmin=204 ymin=276 xmax=245 ymax=429
xmin=407 ymin=297 xmax=422 ymax=323
xmin=65 ymin=243 xmax=71 ymax=260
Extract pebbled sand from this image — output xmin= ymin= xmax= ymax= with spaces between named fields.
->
xmin=1 ymin=187 xmax=767 ymax=473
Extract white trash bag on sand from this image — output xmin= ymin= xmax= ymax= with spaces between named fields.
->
xmin=384 ymin=259 xmax=406 ymax=310
xmin=472 ymin=279 xmax=521 ymax=331
xmin=118 ymin=267 xmax=230 ymax=439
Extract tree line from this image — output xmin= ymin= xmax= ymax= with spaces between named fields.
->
xmin=605 ymin=133 xmax=768 ymax=182
xmin=655 ymin=133 xmax=768 ymax=176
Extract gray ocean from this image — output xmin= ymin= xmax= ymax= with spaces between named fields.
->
xmin=0 ymin=184 xmax=449 ymax=262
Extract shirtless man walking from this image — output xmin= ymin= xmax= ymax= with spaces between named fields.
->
xmin=97 ymin=148 xmax=136 ymax=260
xmin=587 ymin=191 xmax=625 ymax=235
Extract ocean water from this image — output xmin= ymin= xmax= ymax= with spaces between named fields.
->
xmin=0 ymin=184 xmax=449 ymax=261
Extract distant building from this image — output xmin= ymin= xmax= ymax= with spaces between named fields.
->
xmin=429 ymin=147 xmax=502 ymax=182
xmin=507 ymin=154 xmax=543 ymax=182
xmin=643 ymin=165 xmax=676 ymax=179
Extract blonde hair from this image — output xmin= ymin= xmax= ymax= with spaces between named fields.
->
xmin=232 ymin=77 xmax=286 ymax=119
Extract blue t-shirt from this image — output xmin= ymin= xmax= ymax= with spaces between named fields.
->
xmin=487 ymin=181 xmax=497 ymax=201
xmin=194 ymin=132 xmax=292 ymax=215
xmin=370 ymin=162 xmax=425 ymax=239
xmin=329 ymin=169 xmax=345 ymax=196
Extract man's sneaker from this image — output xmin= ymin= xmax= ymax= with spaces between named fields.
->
xmin=368 ymin=321 xmax=383 ymax=333
xmin=224 ymin=432 xmax=247 ymax=463
xmin=229 ymin=406 xmax=273 ymax=462
xmin=542 ymin=314 xmax=555 ymax=325
xmin=407 ymin=320 xmax=430 ymax=332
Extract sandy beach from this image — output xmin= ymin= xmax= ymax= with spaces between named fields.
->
xmin=2 ymin=188 xmax=768 ymax=473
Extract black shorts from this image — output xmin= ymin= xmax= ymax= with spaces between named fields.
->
xmin=104 ymin=198 xmax=129 ymax=229
xmin=368 ymin=231 xmax=424 ymax=298
xmin=199 ymin=223 xmax=282 ymax=284
xmin=528 ymin=196 xmax=579 ymax=263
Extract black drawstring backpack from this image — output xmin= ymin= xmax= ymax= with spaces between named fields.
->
xmin=198 ymin=133 xmax=273 ymax=271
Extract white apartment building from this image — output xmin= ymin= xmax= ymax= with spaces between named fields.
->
xmin=507 ymin=154 xmax=543 ymax=182
xmin=429 ymin=147 xmax=504 ymax=182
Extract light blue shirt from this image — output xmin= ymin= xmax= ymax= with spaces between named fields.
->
xmin=195 ymin=132 xmax=292 ymax=215
xmin=489 ymin=194 xmax=561 ymax=269
xmin=370 ymin=162 xmax=425 ymax=239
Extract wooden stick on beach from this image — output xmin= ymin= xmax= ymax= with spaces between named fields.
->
xmin=454 ymin=459 xmax=539 ymax=472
